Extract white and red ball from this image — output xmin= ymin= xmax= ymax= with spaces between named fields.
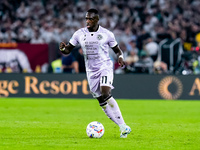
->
xmin=86 ymin=121 xmax=104 ymax=138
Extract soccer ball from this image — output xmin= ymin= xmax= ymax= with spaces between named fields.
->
xmin=86 ymin=121 xmax=104 ymax=138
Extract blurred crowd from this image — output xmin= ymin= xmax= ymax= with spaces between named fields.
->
xmin=1 ymin=0 xmax=200 ymax=74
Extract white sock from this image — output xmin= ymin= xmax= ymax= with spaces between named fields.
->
xmin=107 ymin=97 xmax=125 ymax=126
xmin=101 ymin=104 xmax=118 ymax=125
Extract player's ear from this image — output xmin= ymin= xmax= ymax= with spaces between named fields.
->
xmin=95 ymin=15 xmax=99 ymax=21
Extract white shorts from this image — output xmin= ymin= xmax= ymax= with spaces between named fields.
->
xmin=86 ymin=68 xmax=114 ymax=98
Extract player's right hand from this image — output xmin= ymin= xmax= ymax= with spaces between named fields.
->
xmin=59 ymin=42 xmax=66 ymax=51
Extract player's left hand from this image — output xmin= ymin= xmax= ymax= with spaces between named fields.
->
xmin=118 ymin=57 xmax=125 ymax=68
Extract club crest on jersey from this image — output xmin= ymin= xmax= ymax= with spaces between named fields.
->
xmin=97 ymin=34 xmax=103 ymax=40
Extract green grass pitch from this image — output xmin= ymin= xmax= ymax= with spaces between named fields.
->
xmin=0 ymin=98 xmax=200 ymax=150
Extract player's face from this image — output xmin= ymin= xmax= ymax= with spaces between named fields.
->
xmin=85 ymin=12 xmax=99 ymax=31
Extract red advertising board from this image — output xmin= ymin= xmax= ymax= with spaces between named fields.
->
xmin=0 ymin=43 xmax=48 ymax=72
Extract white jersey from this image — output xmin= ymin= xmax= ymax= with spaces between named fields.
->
xmin=69 ymin=25 xmax=118 ymax=72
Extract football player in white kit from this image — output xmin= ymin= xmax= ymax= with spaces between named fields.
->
xmin=59 ymin=8 xmax=131 ymax=138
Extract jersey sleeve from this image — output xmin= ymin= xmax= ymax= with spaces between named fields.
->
xmin=69 ymin=31 xmax=79 ymax=46
xmin=108 ymin=31 xmax=118 ymax=48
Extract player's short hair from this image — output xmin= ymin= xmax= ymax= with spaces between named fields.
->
xmin=87 ymin=8 xmax=98 ymax=14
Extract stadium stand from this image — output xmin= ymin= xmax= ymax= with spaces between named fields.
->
xmin=0 ymin=0 xmax=200 ymax=74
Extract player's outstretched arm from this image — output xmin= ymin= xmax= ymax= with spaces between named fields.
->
xmin=59 ymin=42 xmax=75 ymax=55
xmin=112 ymin=45 xmax=125 ymax=67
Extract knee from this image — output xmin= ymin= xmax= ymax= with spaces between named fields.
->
xmin=101 ymin=86 xmax=111 ymax=99
xmin=101 ymin=90 xmax=112 ymax=104
xmin=101 ymin=92 xmax=110 ymax=100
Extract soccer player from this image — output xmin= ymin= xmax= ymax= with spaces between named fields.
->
xmin=59 ymin=8 xmax=131 ymax=138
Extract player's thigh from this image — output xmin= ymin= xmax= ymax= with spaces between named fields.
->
xmin=86 ymin=71 xmax=101 ymax=98
xmin=100 ymin=69 xmax=114 ymax=88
